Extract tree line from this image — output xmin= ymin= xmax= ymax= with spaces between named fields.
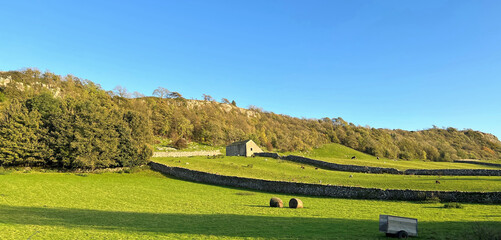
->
xmin=0 ymin=70 xmax=151 ymax=169
xmin=144 ymin=97 xmax=500 ymax=161
xmin=0 ymin=69 xmax=500 ymax=169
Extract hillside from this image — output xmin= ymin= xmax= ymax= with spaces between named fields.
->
xmin=133 ymin=91 xmax=501 ymax=162
xmin=1 ymin=69 xmax=500 ymax=169
xmin=0 ymin=70 xmax=152 ymax=169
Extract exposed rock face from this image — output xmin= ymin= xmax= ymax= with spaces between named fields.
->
xmin=185 ymin=100 xmax=259 ymax=117
xmin=0 ymin=76 xmax=12 ymax=86
xmin=0 ymin=75 xmax=61 ymax=97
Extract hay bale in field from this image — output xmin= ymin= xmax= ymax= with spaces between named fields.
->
xmin=289 ymin=198 xmax=303 ymax=208
xmin=269 ymin=197 xmax=283 ymax=208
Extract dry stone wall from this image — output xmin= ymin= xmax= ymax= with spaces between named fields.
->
xmin=253 ymin=152 xmax=280 ymax=159
xmin=153 ymin=150 xmax=221 ymax=158
xmin=149 ymin=162 xmax=501 ymax=204
xmin=282 ymin=155 xmax=402 ymax=174
xmin=254 ymin=152 xmax=501 ymax=176
xmin=404 ymin=169 xmax=501 ymax=176
xmin=454 ymin=160 xmax=501 ymax=168
xmin=254 ymin=152 xmax=400 ymax=174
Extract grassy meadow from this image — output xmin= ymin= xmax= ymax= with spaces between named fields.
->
xmin=287 ymin=143 xmax=501 ymax=170
xmin=0 ymin=169 xmax=500 ymax=239
xmin=153 ymin=156 xmax=501 ymax=192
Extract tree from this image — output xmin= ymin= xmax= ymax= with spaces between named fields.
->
xmin=0 ymin=99 xmax=49 ymax=166
xmin=153 ymin=87 xmax=170 ymax=98
xmin=133 ymin=91 xmax=145 ymax=98
xmin=168 ymin=91 xmax=183 ymax=99
xmin=173 ymin=138 xmax=188 ymax=149
xmin=248 ymin=105 xmax=263 ymax=112
xmin=221 ymin=98 xmax=230 ymax=104
xmin=113 ymin=85 xmax=131 ymax=98
xmin=203 ymin=94 xmax=214 ymax=101
xmin=231 ymin=100 xmax=236 ymax=106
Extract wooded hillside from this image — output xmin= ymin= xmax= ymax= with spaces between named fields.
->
xmin=1 ymin=69 xmax=500 ymax=168
xmin=0 ymin=70 xmax=152 ymax=169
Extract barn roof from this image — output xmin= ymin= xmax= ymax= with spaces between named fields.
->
xmin=227 ymin=140 xmax=253 ymax=146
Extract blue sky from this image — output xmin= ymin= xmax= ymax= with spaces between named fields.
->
xmin=1 ymin=0 xmax=500 ymax=138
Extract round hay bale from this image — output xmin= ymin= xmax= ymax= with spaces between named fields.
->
xmin=269 ymin=197 xmax=283 ymax=208
xmin=289 ymin=198 xmax=303 ymax=208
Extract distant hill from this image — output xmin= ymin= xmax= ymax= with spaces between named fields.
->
xmin=1 ymin=69 xmax=500 ymax=169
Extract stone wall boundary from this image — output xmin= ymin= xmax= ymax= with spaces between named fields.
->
xmin=149 ymin=161 xmax=501 ymax=204
xmin=152 ymin=150 xmax=221 ymax=158
xmin=282 ymin=155 xmax=402 ymax=174
xmin=253 ymin=152 xmax=281 ymax=159
xmin=454 ymin=160 xmax=501 ymax=168
xmin=403 ymin=169 xmax=501 ymax=176
xmin=254 ymin=152 xmax=501 ymax=176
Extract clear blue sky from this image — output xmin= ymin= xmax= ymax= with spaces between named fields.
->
xmin=1 ymin=0 xmax=500 ymax=138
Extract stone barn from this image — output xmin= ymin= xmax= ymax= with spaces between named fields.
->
xmin=226 ymin=140 xmax=263 ymax=157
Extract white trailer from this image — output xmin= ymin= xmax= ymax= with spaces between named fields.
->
xmin=379 ymin=215 xmax=418 ymax=239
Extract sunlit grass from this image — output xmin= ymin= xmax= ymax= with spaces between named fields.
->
xmin=287 ymin=143 xmax=501 ymax=170
xmin=0 ymin=169 xmax=499 ymax=239
xmin=153 ymin=156 xmax=501 ymax=192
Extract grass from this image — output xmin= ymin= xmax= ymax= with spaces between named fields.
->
xmin=444 ymin=202 xmax=464 ymax=209
xmin=153 ymin=156 xmax=501 ymax=192
xmin=459 ymin=159 xmax=501 ymax=165
xmin=288 ymin=143 xmax=501 ymax=170
xmin=0 ymin=166 xmax=13 ymax=175
xmin=0 ymin=169 xmax=500 ymax=239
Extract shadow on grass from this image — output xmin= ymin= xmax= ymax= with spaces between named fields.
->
xmin=0 ymin=204 xmax=378 ymax=239
xmin=244 ymin=205 xmax=270 ymax=208
xmin=0 ymin=204 xmax=499 ymax=239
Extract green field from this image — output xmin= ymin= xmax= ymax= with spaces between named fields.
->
xmin=0 ymin=169 xmax=500 ymax=239
xmin=1 ymin=144 xmax=500 ymax=239
xmin=287 ymin=143 xmax=501 ymax=170
xmin=153 ymin=156 xmax=501 ymax=192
